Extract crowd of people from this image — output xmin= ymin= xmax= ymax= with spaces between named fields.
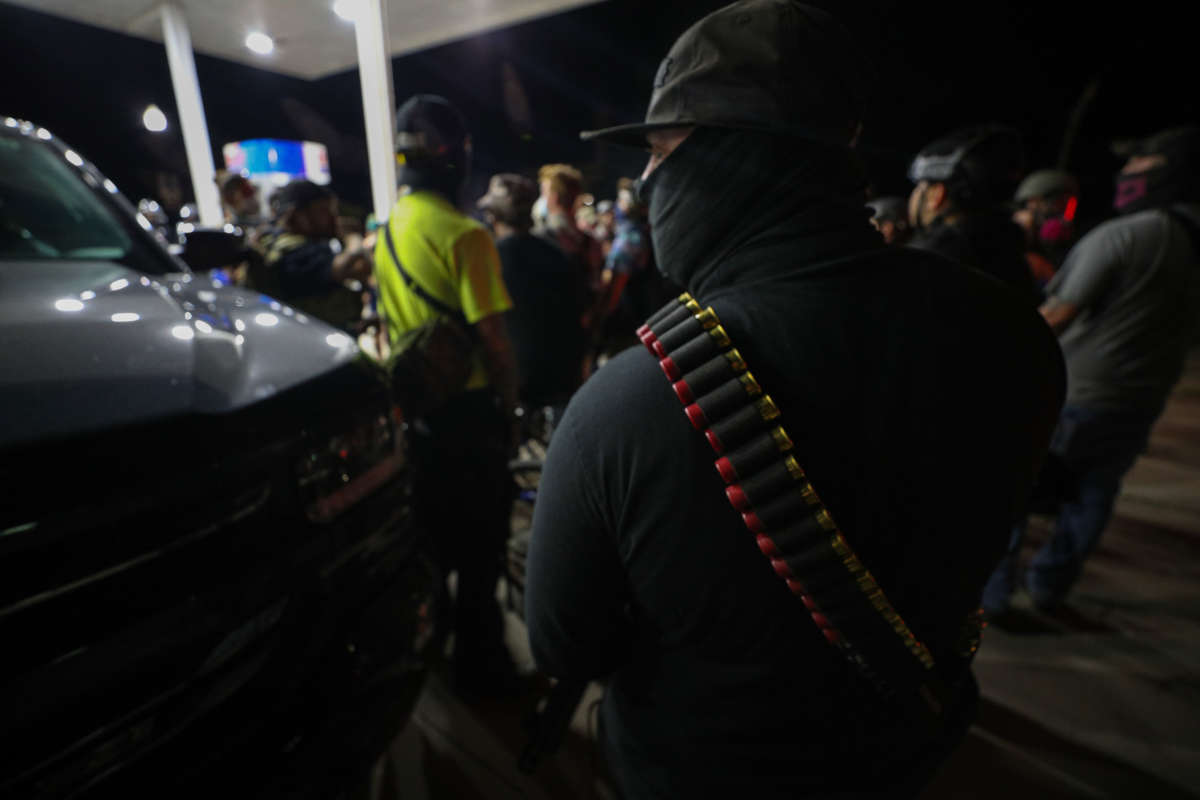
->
xmin=211 ymin=147 xmax=668 ymax=412
xmin=185 ymin=0 xmax=1200 ymax=796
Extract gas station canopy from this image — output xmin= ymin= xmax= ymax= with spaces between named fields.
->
xmin=6 ymin=0 xmax=601 ymax=79
xmin=6 ymin=0 xmax=603 ymax=229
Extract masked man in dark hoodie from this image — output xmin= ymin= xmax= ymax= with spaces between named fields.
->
xmin=523 ymin=2 xmax=1064 ymax=797
xmin=374 ymin=95 xmax=520 ymax=697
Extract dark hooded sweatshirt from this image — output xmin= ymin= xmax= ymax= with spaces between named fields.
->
xmin=525 ymin=128 xmax=1064 ymax=799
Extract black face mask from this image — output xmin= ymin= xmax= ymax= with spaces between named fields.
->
xmin=638 ymin=127 xmax=875 ymax=297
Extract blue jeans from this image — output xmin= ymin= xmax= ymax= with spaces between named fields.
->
xmin=983 ymin=405 xmax=1156 ymax=612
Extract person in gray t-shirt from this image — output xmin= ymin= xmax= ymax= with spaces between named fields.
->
xmin=984 ymin=126 xmax=1200 ymax=616
xmin=1049 ymin=201 xmax=1200 ymax=416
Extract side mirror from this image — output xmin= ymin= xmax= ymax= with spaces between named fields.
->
xmin=178 ymin=228 xmax=247 ymax=271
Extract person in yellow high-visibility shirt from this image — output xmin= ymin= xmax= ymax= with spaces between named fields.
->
xmin=374 ymin=94 xmax=519 ymax=699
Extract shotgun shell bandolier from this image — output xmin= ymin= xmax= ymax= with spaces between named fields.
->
xmin=638 ymin=293 xmax=983 ymax=721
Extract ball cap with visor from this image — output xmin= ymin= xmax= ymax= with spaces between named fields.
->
xmin=579 ymin=0 xmax=869 ymax=148
xmin=1111 ymin=125 xmax=1200 ymax=190
xmin=1111 ymin=125 xmax=1200 ymax=161
xmin=1014 ymin=169 xmax=1080 ymax=204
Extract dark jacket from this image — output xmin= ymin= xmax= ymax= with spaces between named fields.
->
xmin=525 ymin=129 xmax=1064 ymax=799
xmin=909 ymin=212 xmax=1037 ymax=303
xmin=496 ymin=232 xmax=586 ymax=406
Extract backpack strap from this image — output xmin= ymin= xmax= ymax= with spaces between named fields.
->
xmin=639 ymin=293 xmax=973 ymax=722
xmin=383 ymin=218 xmax=468 ymax=325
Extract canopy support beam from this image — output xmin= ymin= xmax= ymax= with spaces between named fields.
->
xmin=354 ymin=0 xmax=398 ymax=226
xmin=160 ymin=3 xmax=223 ymax=228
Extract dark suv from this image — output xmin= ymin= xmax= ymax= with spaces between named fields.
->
xmin=0 ymin=118 xmax=438 ymax=798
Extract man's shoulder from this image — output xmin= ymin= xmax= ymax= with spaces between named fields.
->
xmin=1080 ymin=209 xmax=1165 ymax=246
xmin=1057 ymin=212 xmax=1161 ymax=278
xmin=396 ymin=191 xmax=487 ymax=245
xmin=271 ymin=234 xmax=327 ymax=264
xmin=563 ymin=345 xmax=686 ymax=447
xmin=515 ymin=231 xmax=570 ymax=261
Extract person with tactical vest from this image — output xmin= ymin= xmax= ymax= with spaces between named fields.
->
xmin=254 ymin=179 xmax=372 ymax=331
xmin=908 ymin=125 xmax=1037 ymax=303
xmin=373 ymin=94 xmax=520 ymax=697
xmin=982 ymin=126 xmax=1200 ymax=619
xmin=522 ymin=2 xmax=1064 ymax=796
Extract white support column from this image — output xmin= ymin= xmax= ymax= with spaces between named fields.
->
xmin=354 ymin=0 xmax=398 ymax=225
xmin=160 ymin=3 xmax=223 ymax=228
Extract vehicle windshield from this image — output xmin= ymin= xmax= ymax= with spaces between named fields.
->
xmin=0 ymin=133 xmax=132 ymax=262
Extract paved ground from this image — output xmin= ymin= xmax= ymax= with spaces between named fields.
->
xmin=367 ymin=350 xmax=1200 ymax=799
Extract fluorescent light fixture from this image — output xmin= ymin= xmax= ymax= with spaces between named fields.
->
xmin=245 ymin=32 xmax=275 ymax=55
xmin=171 ymin=325 xmax=195 ymax=341
xmin=55 ymin=298 xmax=85 ymax=312
xmin=111 ymin=312 xmax=140 ymax=323
xmin=64 ymin=150 xmax=84 ymax=167
xmin=142 ymin=104 xmax=168 ymax=133
xmin=255 ymin=312 xmax=280 ymax=327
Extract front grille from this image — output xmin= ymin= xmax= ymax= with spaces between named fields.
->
xmin=0 ymin=363 xmax=427 ymax=797
xmin=0 ymin=468 xmax=297 ymax=794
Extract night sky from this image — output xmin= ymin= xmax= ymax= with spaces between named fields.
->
xmin=1 ymin=0 xmax=1194 ymax=231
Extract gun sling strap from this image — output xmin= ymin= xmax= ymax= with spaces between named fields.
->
xmin=638 ymin=293 xmax=982 ymax=721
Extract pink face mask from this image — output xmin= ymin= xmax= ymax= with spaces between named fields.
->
xmin=1037 ymin=217 xmax=1071 ymax=246
xmin=1113 ymin=174 xmax=1148 ymax=210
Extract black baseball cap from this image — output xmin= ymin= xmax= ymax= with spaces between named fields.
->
xmin=395 ymin=94 xmax=469 ymax=157
xmin=272 ymin=179 xmax=331 ymax=215
xmin=580 ymin=0 xmax=869 ymax=148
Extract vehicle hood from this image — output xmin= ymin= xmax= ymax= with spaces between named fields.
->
xmin=0 ymin=261 xmax=362 ymax=448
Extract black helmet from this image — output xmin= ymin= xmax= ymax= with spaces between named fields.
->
xmin=395 ymin=94 xmax=469 ymax=159
xmin=909 ymin=125 xmax=1025 ymax=208
xmin=394 ymin=94 xmax=471 ymax=199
